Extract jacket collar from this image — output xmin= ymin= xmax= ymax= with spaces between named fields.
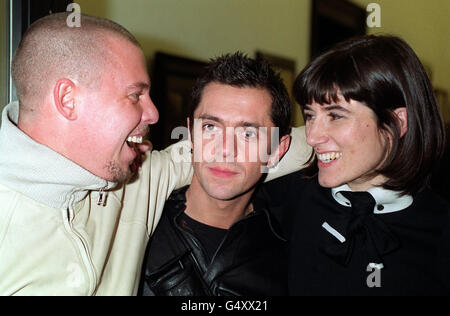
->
xmin=331 ymin=184 xmax=413 ymax=214
xmin=0 ymin=101 xmax=116 ymax=210
xmin=167 ymin=186 xmax=286 ymax=241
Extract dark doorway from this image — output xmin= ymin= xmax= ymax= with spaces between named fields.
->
xmin=310 ymin=0 xmax=366 ymax=60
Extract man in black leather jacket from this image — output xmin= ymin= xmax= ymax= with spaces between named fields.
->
xmin=139 ymin=52 xmax=292 ymax=296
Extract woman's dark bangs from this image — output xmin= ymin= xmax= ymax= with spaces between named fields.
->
xmin=296 ymin=64 xmax=338 ymax=108
xmin=296 ymin=55 xmax=367 ymax=109
xmin=333 ymin=55 xmax=371 ymax=104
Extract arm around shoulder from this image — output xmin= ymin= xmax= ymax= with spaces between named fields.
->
xmin=265 ymin=126 xmax=312 ymax=182
xmin=129 ymin=140 xmax=193 ymax=236
xmin=148 ymin=140 xmax=194 ymax=191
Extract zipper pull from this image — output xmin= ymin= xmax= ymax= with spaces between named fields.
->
xmin=97 ymin=189 xmax=105 ymax=206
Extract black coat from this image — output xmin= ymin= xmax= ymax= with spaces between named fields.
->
xmin=259 ymin=171 xmax=450 ymax=296
xmin=139 ymin=187 xmax=288 ymax=296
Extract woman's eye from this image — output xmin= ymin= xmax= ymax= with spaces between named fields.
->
xmin=304 ymin=113 xmax=314 ymax=121
xmin=329 ymin=113 xmax=343 ymax=120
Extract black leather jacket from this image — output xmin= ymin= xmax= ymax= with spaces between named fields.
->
xmin=139 ymin=187 xmax=288 ymax=296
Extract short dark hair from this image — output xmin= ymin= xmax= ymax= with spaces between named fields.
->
xmin=293 ymin=35 xmax=445 ymax=195
xmin=190 ymin=52 xmax=292 ymax=137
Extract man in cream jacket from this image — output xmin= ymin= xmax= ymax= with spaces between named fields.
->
xmin=0 ymin=13 xmax=309 ymax=295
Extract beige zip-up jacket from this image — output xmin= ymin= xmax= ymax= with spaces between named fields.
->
xmin=0 ymin=101 xmax=310 ymax=296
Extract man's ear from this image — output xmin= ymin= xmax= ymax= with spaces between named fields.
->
xmin=394 ymin=107 xmax=408 ymax=137
xmin=53 ymin=79 xmax=77 ymax=120
xmin=267 ymin=134 xmax=291 ymax=168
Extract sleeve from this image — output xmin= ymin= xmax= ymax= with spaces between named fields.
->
xmin=151 ymin=140 xmax=194 ymax=190
xmin=121 ymin=140 xmax=194 ymax=236
xmin=265 ymin=126 xmax=312 ymax=182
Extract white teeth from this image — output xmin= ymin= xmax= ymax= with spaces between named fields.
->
xmin=317 ymin=152 xmax=342 ymax=163
xmin=127 ymin=136 xmax=143 ymax=144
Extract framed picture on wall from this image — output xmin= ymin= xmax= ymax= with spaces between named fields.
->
xmin=150 ymin=52 xmax=207 ymax=149
xmin=256 ymin=51 xmax=303 ymax=127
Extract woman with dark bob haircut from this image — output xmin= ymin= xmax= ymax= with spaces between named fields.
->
xmin=261 ymin=35 xmax=449 ymax=295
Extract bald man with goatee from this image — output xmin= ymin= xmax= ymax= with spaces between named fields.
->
xmin=0 ymin=13 xmax=195 ymax=296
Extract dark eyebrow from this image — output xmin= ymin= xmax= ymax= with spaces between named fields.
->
xmin=126 ymin=82 xmax=150 ymax=92
xmin=197 ymin=115 xmax=261 ymax=128
xmin=197 ymin=115 xmax=223 ymax=124
xmin=239 ymin=121 xmax=261 ymax=129
xmin=323 ymin=104 xmax=351 ymax=113
xmin=303 ymin=104 xmax=351 ymax=113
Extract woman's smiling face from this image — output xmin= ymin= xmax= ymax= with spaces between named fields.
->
xmin=304 ymin=96 xmax=389 ymax=191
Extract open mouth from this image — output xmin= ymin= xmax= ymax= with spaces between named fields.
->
xmin=126 ymin=136 xmax=144 ymax=172
xmin=126 ymin=136 xmax=143 ymax=146
xmin=125 ymin=136 xmax=144 ymax=153
xmin=317 ymin=152 xmax=342 ymax=163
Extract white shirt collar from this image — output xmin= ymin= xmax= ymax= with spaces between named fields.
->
xmin=331 ymin=184 xmax=413 ymax=214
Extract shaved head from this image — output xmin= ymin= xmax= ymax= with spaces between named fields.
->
xmin=11 ymin=13 xmax=141 ymax=115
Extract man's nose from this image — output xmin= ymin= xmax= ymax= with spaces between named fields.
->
xmin=141 ymin=94 xmax=159 ymax=125
xmin=220 ymin=128 xmax=237 ymax=160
